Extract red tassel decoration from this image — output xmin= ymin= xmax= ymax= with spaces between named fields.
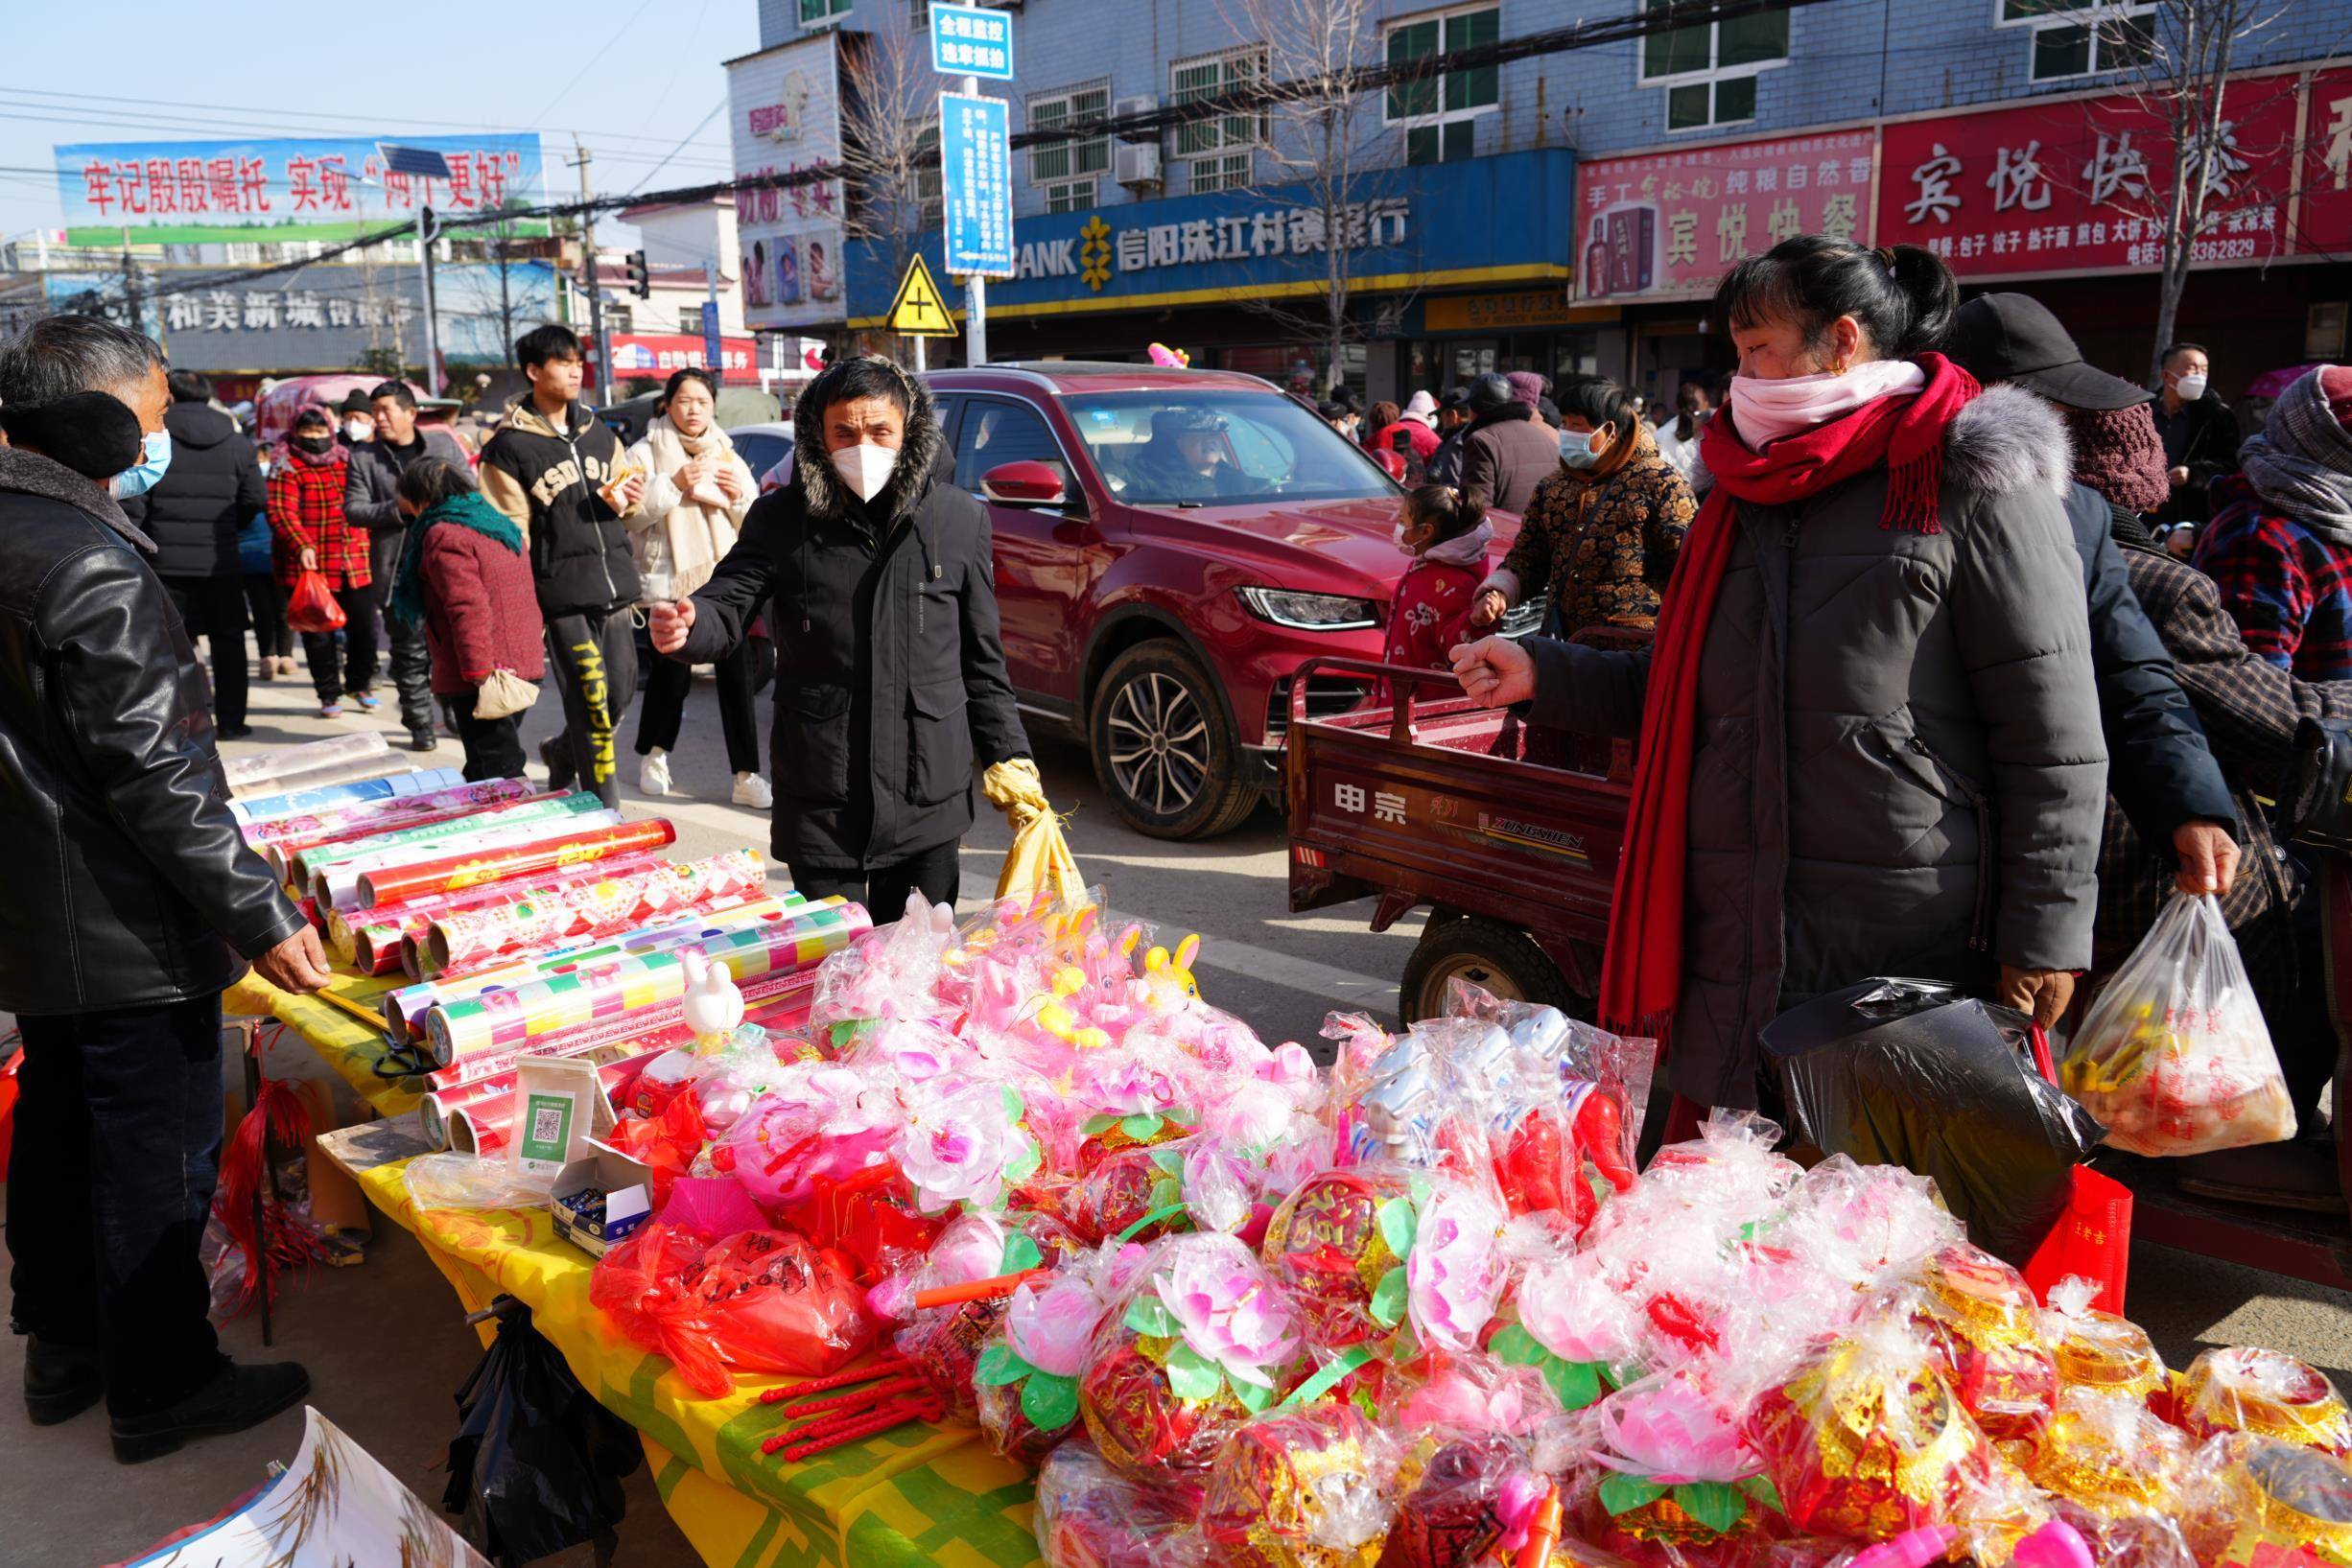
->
xmin=211 ymin=1076 xmax=336 ymax=1317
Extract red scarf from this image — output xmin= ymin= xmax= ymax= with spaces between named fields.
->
xmin=1598 ymin=353 xmax=1980 ymax=1049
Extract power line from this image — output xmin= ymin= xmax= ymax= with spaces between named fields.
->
xmin=626 ymin=100 xmax=730 ymax=197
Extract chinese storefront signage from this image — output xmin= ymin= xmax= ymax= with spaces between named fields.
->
xmin=56 ymin=135 xmax=545 ymax=246
xmin=1576 ymin=129 xmax=1877 ymax=300
xmin=587 ymin=333 xmax=758 ymax=377
xmin=727 ymin=34 xmax=848 ymax=329
xmin=1425 ymin=290 xmax=1582 ymax=332
xmin=2292 ymin=65 xmax=2352 ymax=257
xmin=1013 ymin=199 xmax=1410 ymax=291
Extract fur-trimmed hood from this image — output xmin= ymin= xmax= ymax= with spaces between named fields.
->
xmin=788 ymin=356 xmax=946 ymax=526
xmin=1942 ymin=382 xmax=2074 ymax=500
xmin=0 ymin=444 xmax=153 ymax=552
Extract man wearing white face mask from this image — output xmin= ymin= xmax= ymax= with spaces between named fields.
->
xmin=648 ymin=355 xmax=1028 ymax=914
xmin=2151 ymin=341 xmax=2241 ymax=557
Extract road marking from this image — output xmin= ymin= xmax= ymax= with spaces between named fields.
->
xmin=1192 ymin=940 xmax=1395 ymax=1003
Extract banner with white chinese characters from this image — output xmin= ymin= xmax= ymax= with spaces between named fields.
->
xmin=726 ymin=34 xmax=848 ymax=330
xmin=1875 ymin=78 xmax=2303 ymax=277
xmin=55 ymin=135 xmax=547 ymax=246
xmin=2293 ymin=64 xmax=2352 ymax=258
xmin=1574 ymin=129 xmax=1877 ymax=300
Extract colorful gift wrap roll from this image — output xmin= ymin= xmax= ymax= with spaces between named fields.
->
xmin=418 ymin=1043 xmax=654 ymax=1150
xmin=427 ymin=848 xmax=769 ymax=974
xmin=310 ymin=798 xmax=620 ymax=908
xmin=2175 ymin=1347 xmax=2352 ymax=1456
xmin=358 ymin=816 xmax=676 ymax=909
xmin=229 ymin=766 xmax=465 ymax=826
xmin=255 ymin=780 xmax=545 ymax=874
xmin=223 ymin=731 xmax=391 ymax=791
xmin=282 ymin=786 xmax=580 ymax=883
xmin=422 ymin=900 xmax=864 ymax=1065
xmin=424 ymin=974 xmax=816 ymax=1097
xmin=332 ymin=853 xmax=670 ymax=971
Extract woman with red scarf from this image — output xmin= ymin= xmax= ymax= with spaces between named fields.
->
xmin=1452 ymin=237 xmax=2108 ymax=1122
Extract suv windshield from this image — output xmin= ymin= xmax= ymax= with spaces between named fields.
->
xmin=1062 ymin=389 xmax=1400 ymax=507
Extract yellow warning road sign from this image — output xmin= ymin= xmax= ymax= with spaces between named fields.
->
xmin=887 ymin=254 xmax=957 ymax=337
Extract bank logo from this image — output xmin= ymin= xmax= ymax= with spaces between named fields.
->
xmin=1080 ymin=215 xmax=1113 ymax=291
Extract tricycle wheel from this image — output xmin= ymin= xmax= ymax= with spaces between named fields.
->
xmin=1399 ymin=916 xmax=1577 ymax=1025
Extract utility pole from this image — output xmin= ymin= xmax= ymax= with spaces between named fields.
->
xmin=960 ymin=71 xmax=989 ymax=367
xmin=569 ymin=137 xmax=613 ymax=406
xmin=415 ymin=205 xmax=444 ymax=396
xmin=119 ymin=225 xmax=140 ymax=333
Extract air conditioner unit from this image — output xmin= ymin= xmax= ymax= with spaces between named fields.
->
xmin=1115 ymin=141 xmax=1164 ymax=190
xmin=1114 ymin=94 xmax=1160 ymax=143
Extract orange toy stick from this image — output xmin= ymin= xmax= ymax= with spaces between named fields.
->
xmin=1516 ymin=1486 xmax=1563 ymax=1568
xmin=907 ymin=1268 xmax=1052 ymax=1311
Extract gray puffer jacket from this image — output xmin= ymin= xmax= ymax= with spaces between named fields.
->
xmin=1527 ymin=384 xmax=2108 ymax=1107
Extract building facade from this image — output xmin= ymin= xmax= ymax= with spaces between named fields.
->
xmin=751 ymin=0 xmax=2352 ymax=405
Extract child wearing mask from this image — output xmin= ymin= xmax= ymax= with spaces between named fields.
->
xmin=386 ymin=457 xmax=545 ymax=782
xmin=1383 ymin=482 xmax=1495 ymax=689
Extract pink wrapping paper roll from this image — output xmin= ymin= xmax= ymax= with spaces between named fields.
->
xmin=428 ymin=849 xmax=769 ymax=975
xmin=358 ymin=817 xmax=676 ymax=908
xmin=330 ymin=853 xmax=670 ymax=970
xmin=279 ymin=786 xmax=566 ymax=883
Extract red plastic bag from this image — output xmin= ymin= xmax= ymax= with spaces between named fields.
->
xmin=590 ymin=1222 xmax=874 ymax=1397
xmin=2022 ymin=1023 xmax=2133 ymax=1314
xmin=284 ymin=570 xmax=346 ymax=635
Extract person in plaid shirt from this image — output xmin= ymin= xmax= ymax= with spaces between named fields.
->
xmin=268 ymin=405 xmax=377 ymax=718
xmin=2194 ymin=365 xmax=2352 ymax=684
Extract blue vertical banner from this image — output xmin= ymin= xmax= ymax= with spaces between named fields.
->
xmin=928 ymin=2 xmax=1015 ymax=82
xmin=939 ymin=92 xmax=1016 ymax=279
xmin=701 ymin=299 xmax=722 ymax=371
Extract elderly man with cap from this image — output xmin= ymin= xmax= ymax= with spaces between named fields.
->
xmin=1425 ymin=386 xmax=1474 ymax=488
xmin=1458 ymin=371 xmax=1558 ymax=516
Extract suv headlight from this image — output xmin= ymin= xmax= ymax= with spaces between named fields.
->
xmin=1235 ymin=586 xmax=1380 ymax=631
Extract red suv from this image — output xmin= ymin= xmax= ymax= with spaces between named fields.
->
xmin=928 ymin=363 xmax=1528 ymax=839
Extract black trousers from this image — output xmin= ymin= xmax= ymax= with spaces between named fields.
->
xmin=544 ymin=607 xmax=636 ymax=810
xmin=243 ymin=572 xmax=294 ymax=660
xmin=300 ymin=581 xmax=381 ymax=704
xmin=8 ymin=994 xmax=227 ymax=1416
xmin=636 ymin=642 xmax=760 ymax=776
xmin=453 ymin=692 xmax=529 ymax=783
xmin=790 ymin=839 xmax=962 ymax=921
xmin=160 ymin=574 xmax=249 ymax=731
xmin=386 ymin=615 xmax=436 ymax=737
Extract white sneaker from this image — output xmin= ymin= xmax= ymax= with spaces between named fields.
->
xmin=639 ymin=748 xmax=671 ymax=797
xmin=731 ymin=771 xmax=773 ymax=809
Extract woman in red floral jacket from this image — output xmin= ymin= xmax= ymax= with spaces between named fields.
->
xmin=267 ymin=406 xmax=377 ymax=718
xmin=1382 ymin=482 xmax=1495 ymax=693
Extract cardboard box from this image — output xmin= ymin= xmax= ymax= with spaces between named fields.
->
xmin=550 ymin=1141 xmax=653 ymax=1257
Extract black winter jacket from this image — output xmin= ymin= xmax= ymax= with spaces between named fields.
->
xmin=2059 ymin=480 xmax=2238 ymax=850
xmin=2153 ymin=390 xmax=2243 ymax=527
xmin=121 ymin=402 xmax=266 ymax=579
xmin=345 ymin=427 xmax=471 ymax=587
xmin=0 ymin=448 xmax=305 ymax=1015
xmin=674 ymin=363 xmax=1028 ymax=871
xmin=478 ymin=398 xmax=640 ymax=617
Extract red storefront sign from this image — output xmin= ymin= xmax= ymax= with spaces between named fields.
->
xmin=1874 ymin=78 xmax=2304 ymax=278
xmin=585 ymin=333 xmax=758 ymax=377
xmin=1576 ymin=129 xmax=1879 ymax=300
xmin=2292 ymin=65 xmax=2352 ymax=255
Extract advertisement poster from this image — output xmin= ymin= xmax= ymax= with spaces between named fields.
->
xmin=55 ymin=134 xmax=547 ymax=246
xmin=1875 ymin=77 xmax=2304 ymax=277
xmin=1575 ymin=129 xmax=1878 ymax=300
xmin=726 ymin=34 xmax=847 ymax=331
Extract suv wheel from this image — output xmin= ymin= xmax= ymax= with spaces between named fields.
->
xmin=1089 ymin=642 xmax=1260 ymax=839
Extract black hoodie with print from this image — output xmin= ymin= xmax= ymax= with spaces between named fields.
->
xmin=478 ymin=395 xmax=641 ymax=616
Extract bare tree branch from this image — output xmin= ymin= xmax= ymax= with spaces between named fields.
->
xmin=837 ymin=20 xmax=937 ymax=364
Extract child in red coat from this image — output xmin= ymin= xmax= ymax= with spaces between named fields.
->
xmin=387 ymin=458 xmax=547 ymax=782
xmin=1382 ymin=483 xmax=1495 ymax=694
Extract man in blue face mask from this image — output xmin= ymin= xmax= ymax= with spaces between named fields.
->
xmin=0 ymin=315 xmax=332 ymax=1463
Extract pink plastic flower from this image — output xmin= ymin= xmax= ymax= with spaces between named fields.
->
xmin=1006 ymin=1276 xmax=1101 ymax=1378
xmin=1199 ymin=1080 xmax=1294 ymax=1150
xmin=1494 ymin=1471 xmax=1552 ymax=1552
xmin=1072 ymin=1048 xmax=1184 ymax=1117
xmin=866 ymin=1018 xmax=964 ymax=1084
xmin=1517 ymin=1251 xmax=1639 ymax=1366
xmin=1594 ymin=1369 xmax=1761 ymax=1485
xmin=1407 ymin=1187 xmax=1507 ymax=1352
xmin=897 ymin=1082 xmax=1016 ymax=1212
xmin=1159 ymin=1234 xmax=1301 ymax=1388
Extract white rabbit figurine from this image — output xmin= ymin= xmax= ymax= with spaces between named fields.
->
xmin=679 ymin=948 xmax=746 ymax=1053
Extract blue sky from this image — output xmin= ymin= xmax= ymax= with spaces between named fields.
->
xmin=0 ymin=0 xmax=759 ymax=242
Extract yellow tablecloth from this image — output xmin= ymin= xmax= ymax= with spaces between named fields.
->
xmin=229 ymin=968 xmax=428 ymax=1119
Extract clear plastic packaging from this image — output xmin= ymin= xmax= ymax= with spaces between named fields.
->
xmin=1197 ymin=1404 xmax=1400 ymax=1568
xmin=2061 ymin=892 xmax=2297 ymax=1157
xmin=2172 ymin=1346 xmax=2352 ymax=1455
xmin=1908 ymin=1243 xmax=2059 ymax=1465
xmin=404 ymin=1150 xmax=556 ymax=1211
xmin=2039 ymin=1276 xmax=2169 ymax=1405
xmin=1033 ymin=1439 xmax=1207 ymax=1568
xmin=2179 ymin=1433 xmax=2352 ymax=1567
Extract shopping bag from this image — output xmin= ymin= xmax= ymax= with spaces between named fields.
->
xmin=984 ymin=758 xmax=1084 ymax=903
xmin=473 ymin=668 xmax=540 ymax=721
xmin=2019 ymin=1024 xmax=2133 ymax=1314
xmin=284 ymin=570 xmax=345 ymax=635
xmin=2060 ymin=891 xmax=2297 ymax=1157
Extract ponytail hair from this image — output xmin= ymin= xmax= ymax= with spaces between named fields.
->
xmin=1405 ymin=481 xmax=1484 ymax=544
xmin=1711 ymin=235 xmax=1959 ymax=362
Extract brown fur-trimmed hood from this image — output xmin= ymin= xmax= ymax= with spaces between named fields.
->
xmin=788 ymin=356 xmax=947 ymax=526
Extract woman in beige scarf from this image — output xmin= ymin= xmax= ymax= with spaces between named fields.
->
xmin=623 ymin=368 xmax=765 ymax=806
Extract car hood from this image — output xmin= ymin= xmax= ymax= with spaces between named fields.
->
xmin=1136 ymin=495 xmax=1521 ymax=597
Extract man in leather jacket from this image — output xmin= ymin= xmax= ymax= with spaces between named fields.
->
xmin=0 ymin=315 xmax=333 ymax=1463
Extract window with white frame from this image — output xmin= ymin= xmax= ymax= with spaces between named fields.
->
xmin=1384 ymin=3 xmax=1499 ymax=166
xmin=1639 ymin=0 xmax=1788 ymax=131
xmin=1172 ymin=48 xmax=1267 ymax=194
xmin=1029 ymin=83 xmax=1111 ymax=214
xmin=913 ymin=120 xmax=942 ymax=222
xmin=1997 ymin=0 xmax=2155 ymax=81
xmin=800 ymin=0 xmax=852 ymax=28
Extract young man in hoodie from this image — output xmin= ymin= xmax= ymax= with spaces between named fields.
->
xmin=344 ymin=380 xmax=469 ymax=752
xmin=478 ymin=324 xmax=644 ymax=808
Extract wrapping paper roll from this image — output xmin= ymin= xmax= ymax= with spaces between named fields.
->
xmin=428 ymin=848 xmax=770 ymax=975
xmin=419 ymin=1043 xmax=656 ymax=1151
xmin=253 ymin=779 xmax=543 ymax=871
xmin=246 ymin=756 xmax=423 ymax=800
xmin=224 ymin=732 xmax=394 ymax=792
xmin=424 ymin=969 xmax=818 ymax=1095
xmin=332 ymin=853 xmax=670 ymax=971
xmin=384 ymin=895 xmax=803 ymax=1041
xmin=423 ymin=900 xmax=868 ymax=1065
xmin=304 ymin=795 xmax=614 ymax=905
xmin=230 ymin=767 xmax=465 ymax=826
xmin=358 ymin=816 xmax=677 ymax=909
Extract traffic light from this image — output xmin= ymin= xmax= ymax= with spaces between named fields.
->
xmin=624 ymin=249 xmax=651 ymax=299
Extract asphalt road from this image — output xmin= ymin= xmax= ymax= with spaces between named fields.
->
xmin=4 ymin=646 xmax=2351 ymax=1565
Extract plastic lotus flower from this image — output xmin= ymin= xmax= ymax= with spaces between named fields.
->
xmin=865 ymin=1018 xmax=965 ymax=1084
xmin=1406 ymin=1187 xmax=1507 ymax=1352
xmin=897 ymin=1081 xmax=1023 ymax=1212
xmin=1594 ymin=1369 xmax=1761 ymax=1485
xmin=1159 ymin=1234 xmax=1301 ymax=1388
xmin=1198 ymin=1079 xmax=1295 ymax=1151
xmin=1072 ymin=1045 xmax=1186 ymax=1117
xmin=1517 ymin=1251 xmax=1639 ymax=1366
xmin=1006 ymin=1275 xmax=1102 ymax=1379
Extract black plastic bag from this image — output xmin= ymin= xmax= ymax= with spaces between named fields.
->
xmin=1760 ymin=977 xmax=2105 ymax=1264
xmin=444 ymin=1298 xmax=642 ymax=1567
